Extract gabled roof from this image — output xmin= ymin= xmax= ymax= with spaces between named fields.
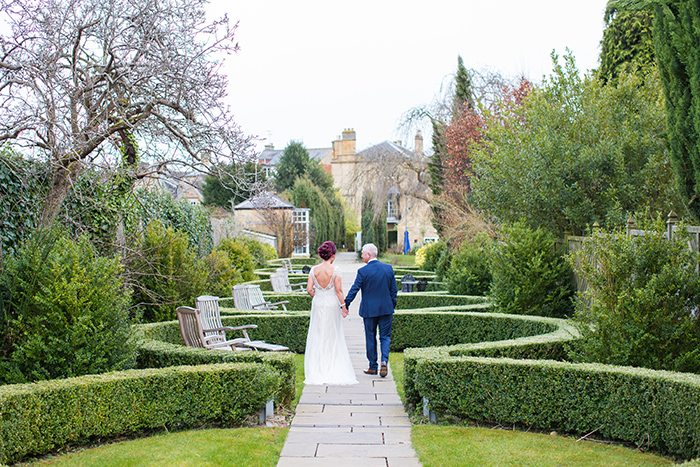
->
xmin=259 ymin=147 xmax=332 ymax=166
xmin=357 ymin=140 xmax=412 ymax=158
xmin=233 ymin=191 xmax=295 ymax=210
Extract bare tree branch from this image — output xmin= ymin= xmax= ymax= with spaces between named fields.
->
xmin=0 ymin=0 xmax=255 ymax=225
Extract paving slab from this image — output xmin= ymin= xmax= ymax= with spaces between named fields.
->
xmin=277 ymin=252 xmax=422 ymax=467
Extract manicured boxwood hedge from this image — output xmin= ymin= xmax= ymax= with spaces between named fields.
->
xmin=392 ymin=310 xmax=558 ymax=351
xmin=415 ymin=356 xmax=700 ymax=459
xmin=137 ymin=317 xmax=301 ymax=402
xmin=0 ymin=363 xmax=280 ymax=465
xmin=403 ymin=311 xmax=700 ymax=460
xmin=394 ymin=293 xmax=488 ymax=310
xmin=220 ymin=292 xmax=311 ymax=311
xmin=402 ymin=313 xmax=575 ymax=408
xmin=268 ymin=258 xmax=317 ymax=268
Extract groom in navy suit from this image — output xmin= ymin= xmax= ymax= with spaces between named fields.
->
xmin=345 ymin=243 xmax=397 ymax=377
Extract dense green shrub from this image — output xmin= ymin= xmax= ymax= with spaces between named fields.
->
xmin=132 ymin=221 xmax=208 ymax=322
xmin=204 ymin=249 xmax=243 ymax=297
xmin=0 ymin=229 xmax=137 ymax=384
xmin=215 ymin=238 xmax=257 ymax=282
xmin=238 ymin=237 xmax=277 ymax=268
xmin=0 ymin=363 xmax=281 ymax=465
xmin=418 ymin=241 xmax=447 ymax=272
xmin=435 ymin=246 xmax=452 ymax=281
xmin=490 ymin=222 xmax=574 ymax=317
xmin=567 ymin=224 xmax=700 ymax=373
xmin=446 ymin=234 xmax=493 ymax=295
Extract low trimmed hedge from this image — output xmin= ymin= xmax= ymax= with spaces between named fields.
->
xmin=151 ymin=312 xmax=310 ymax=356
xmin=395 ymin=293 xmax=488 ymax=309
xmin=137 ymin=317 xmax=300 ymax=403
xmin=220 ymin=291 xmax=485 ymax=313
xmin=416 ymin=356 xmax=700 ymax=459
xmin=268 ymin=258 xmax=317 ymax=268
xmin=403 ymin=313 xmax=575 ymax=407
xmin=0 ymin=363 xmax=280 ymax=465
xmin=392 ymin=310 xmax=558 ymax=352
xmin=403 ymin=312 xmax=700 ymax=460
xmin=220 ymin=292 xmax=311 ymax=311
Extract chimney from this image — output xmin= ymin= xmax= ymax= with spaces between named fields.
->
xmin=334 ymin=128 xmax=356 ymax=157
xmin=264 ymin=143 xmax=274 ymax=150
xmin=415 ymin=130 xmax=423 ymax=154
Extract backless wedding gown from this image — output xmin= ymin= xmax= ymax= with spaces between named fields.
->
xmin=304 ymin=266 xmax=358 ymax=385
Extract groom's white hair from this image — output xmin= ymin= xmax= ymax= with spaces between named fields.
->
xmin=362 ymin=243 xmax=378 ymax=259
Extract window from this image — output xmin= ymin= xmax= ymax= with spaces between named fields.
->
xmin=293 ymin=208 xmax=310 ymax=255
xmin=387 ymin=198 xmax=397 ymax=220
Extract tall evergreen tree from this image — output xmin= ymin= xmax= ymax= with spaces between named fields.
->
xmin=360 ymin=191 xmax=375 ymax=247
xmin=452 ymin=55 xmax=475 ymax=117
xmin=606 ymin=0 xmax=700 ymax=220
xmin=274 ymin=141 xmax=311 ymax=193
xmin=597 ymin=6 xmax=655 ymax=84
xmin=428 ymin=118 xmax=447 ymax=196
xmin=428 ymin=118 xmax=448 ymax=236
xmin=651 ymin=0 xmax=700 ymax=220
xmin=274 ymin=141 xmax=334 ymax=195
xmin=290 ymin=177 xmax=344 ymax=251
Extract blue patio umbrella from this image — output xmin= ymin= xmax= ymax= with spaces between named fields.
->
xmin=403 ymin=230 xmax=410 ymax=255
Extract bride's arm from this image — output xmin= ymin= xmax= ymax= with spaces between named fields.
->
xmin=306 ymin=274 xmax=315 ymax=297
xmin=334 ymin=275 xmax=348 ymax=317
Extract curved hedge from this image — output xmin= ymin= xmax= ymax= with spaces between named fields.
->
xmin=137 ymin=317 xmax=300 ymax=402
xmin=218 ymin=292 xmax=487 ymax=312
xmin=404 ymin=314 xmax=700 ymax=460
xmin=0 ymin=363 xmax=280 ymax=465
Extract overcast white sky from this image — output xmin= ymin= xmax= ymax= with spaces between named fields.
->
xmin=207 ymin=0 xmax=610 ymax=154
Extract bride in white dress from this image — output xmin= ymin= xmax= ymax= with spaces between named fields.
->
xmin=304 ymin=241 xmax=358 ymax=385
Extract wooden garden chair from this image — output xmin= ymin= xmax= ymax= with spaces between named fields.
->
xmin=232 ymin=284 xmax=289 ymax=312
xmin=270 ymin=268 xmax=306 ymax=293
xmin=281 ymin=258 xmax=303 ymax=274
xmin=176 ymin=295 xmax=289 ymax=352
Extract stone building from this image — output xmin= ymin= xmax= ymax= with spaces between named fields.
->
xmin=260 ymin=129 xmax=438 ymax=252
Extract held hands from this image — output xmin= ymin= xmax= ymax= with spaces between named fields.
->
xmin=340 ymin=304 xmax=349 ymax=318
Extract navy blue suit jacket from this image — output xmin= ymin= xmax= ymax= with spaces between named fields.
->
xmin=345 ymin=259 xmax=397 ymax=318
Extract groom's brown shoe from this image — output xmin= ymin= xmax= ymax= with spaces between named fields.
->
xmin=379 ymin=362 xmax=388 ymax=378
xmin=363 ymin=368 xmax=377 ymax=375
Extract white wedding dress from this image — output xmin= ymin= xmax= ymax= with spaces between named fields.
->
xmin=304 ymin=266 xmax=358 ymax=385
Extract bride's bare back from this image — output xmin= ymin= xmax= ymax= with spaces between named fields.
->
xmin=306 ymin=256 xmax=347 ymax=317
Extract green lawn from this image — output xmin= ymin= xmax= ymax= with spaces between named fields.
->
xmin=25 ymin=353 xmax=677 ymax=467
xmin=26 ymin=428 xmax=288 ymax=467
xmin=412 ymin=426 xmax=673 ymax=467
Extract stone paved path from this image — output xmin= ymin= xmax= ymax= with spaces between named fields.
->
xmin=277 ymin=252 xmax=422 ymax=467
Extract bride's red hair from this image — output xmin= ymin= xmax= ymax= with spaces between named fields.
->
xmin=318 ymin=241 xmax=337 ymax=260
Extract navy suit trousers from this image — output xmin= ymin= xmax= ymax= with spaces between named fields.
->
xmin=363 ymin=314 xmax=393 ymax=370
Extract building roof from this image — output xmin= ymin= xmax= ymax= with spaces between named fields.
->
xmin=233 ymin=191 xmax=295 ymax=210
xmin=259 ymin=147 xmax=333 ymax=166
xmin=357 ymin=140 xmax=412 ymax=158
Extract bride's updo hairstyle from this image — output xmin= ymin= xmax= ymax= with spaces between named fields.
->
xmin=318 ymin=241 xmax=337 ymax=260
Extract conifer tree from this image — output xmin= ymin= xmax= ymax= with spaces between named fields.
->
xmin=653 ymin=0 xmax=700 ymax=220
xmin=598 ymin=6 xmax=655 ymax=84
xmin=608 ymin=0 xmax=700 ymax=220
xmin=452 ymin=55 xmax=475 ymax=117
